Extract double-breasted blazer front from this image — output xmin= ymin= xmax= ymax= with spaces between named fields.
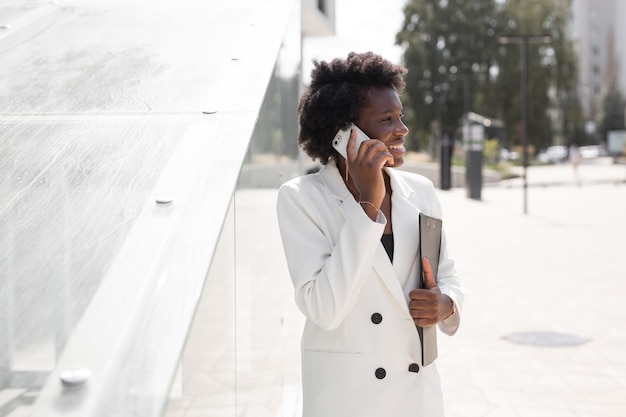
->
xmin=277 ymin=159 xmax=464 ymax=417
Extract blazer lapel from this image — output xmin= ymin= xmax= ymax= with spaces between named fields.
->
xmin=371 ymin=169 xmax=421 ymax=312
xmin=371 ymin=245 xmax=411 ymax=314
xmin=319 ymin=161 xmax=417 ymax=314
xmin=387 ymin=169 xmax=421 ymax=293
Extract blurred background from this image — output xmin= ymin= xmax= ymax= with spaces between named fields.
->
xmin=1 ymin=0 xmax=625 ymax=416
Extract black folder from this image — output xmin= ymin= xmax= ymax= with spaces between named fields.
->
xmin=417 ymin=213 xmax=442 ymax=366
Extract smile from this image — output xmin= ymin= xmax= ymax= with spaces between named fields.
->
xmin=387 ymin=144 xmax=405 ymax=150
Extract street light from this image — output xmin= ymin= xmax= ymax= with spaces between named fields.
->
xmin=498 ymin=34 xmax=551 ymax=214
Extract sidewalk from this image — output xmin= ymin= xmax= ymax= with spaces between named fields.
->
xmin=233 ymin=160 xmax=626 ymax=417
xmin=498 ymin=157 xmax=626 ymax=188
xmin=434 ymin=162 xmax=626 ymax=417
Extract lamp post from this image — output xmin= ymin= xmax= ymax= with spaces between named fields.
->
xmin=498 ymin=34 xmax=551 ymax=214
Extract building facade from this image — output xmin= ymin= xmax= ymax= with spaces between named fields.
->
xmin=570 ymin=0 xmax=625 ymax=125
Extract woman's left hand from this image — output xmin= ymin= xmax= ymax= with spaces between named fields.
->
xmin=408 ymin=257 xmax=453 ymax=327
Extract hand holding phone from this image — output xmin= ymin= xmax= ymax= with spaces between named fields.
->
xmin=332 ymin=123 xmax=370 ymax=159
xmin=332 ymin=123 xmax=392 ymax=210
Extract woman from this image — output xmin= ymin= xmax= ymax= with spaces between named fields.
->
xmin=277 ymin=52 xmax=464 ymax=417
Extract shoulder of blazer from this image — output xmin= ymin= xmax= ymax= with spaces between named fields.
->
xmin=277 ymin=162 xmax=349 ymax=212
xmin=280 ymin=161 xmax=351 ymax=201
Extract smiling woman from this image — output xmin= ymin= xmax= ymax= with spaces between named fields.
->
xmin=276 ymin=52 xmax=464 ymax=417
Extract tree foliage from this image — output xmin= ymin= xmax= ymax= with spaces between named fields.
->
xmin=396 ymin=0 xmax=581 ymax=153
xmin=396 ymin=0 xmax=502 ymax=149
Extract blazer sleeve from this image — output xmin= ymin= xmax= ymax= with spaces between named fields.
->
xmin=276 ymin=179 xmax=386 ymax=331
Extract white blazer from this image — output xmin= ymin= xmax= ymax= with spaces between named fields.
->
xmin=277 ymin=160 xmax=464 ymax=417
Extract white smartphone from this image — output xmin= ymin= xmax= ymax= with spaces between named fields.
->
xmin=332 ymin=123 xmax=370 ymax=159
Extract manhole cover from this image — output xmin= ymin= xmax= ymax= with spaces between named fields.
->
xmin=504 ymin=331 xmax=589 ymax=347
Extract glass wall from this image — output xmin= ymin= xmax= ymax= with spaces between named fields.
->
xmin=163 ymin=2 xmax=304 ymax=417
xmin=1 ymin=0 xmax=300 ymax=416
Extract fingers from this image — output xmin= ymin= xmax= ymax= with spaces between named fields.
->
xmin=408 ymin=298 xmax=439 ymax=327
xmin=343 ymin=126 xmax=392 ymax=168
xmin=421 ymin=257 xmax=437 ymax=290
xmin=346 ymin=129 xmax=357 ymax=161
xmin=408 ymin=260 xmax=442 ymax=326
xmin=355 ymin=138 xmax=394 ymax=168
xmin=345 ymin=131 xmax=390 ymax=205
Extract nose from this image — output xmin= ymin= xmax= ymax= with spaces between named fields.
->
xmin=395 ymin=119 xmax=409 ymax=136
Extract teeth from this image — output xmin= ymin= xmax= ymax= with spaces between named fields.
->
xmin=388 ymin=144 xmax=404 ymax=150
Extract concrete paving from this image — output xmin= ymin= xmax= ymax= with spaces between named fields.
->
xmin=228 ymin=158 xmax=626 ymax=417
xmin=434 ymin=160 xmax=626 ymax=417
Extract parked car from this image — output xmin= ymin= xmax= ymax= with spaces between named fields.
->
xmin=579 ymin=145 xmax=599 ymax=159
xmin=537 ymin=145 xmax=568 ymax=164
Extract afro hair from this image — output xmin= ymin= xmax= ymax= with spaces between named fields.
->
xmin=297 ymin=51 xmax=407 ymax=164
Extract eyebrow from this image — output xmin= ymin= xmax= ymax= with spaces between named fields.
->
xmin=379 ymin=108 xmax=403 ymax=114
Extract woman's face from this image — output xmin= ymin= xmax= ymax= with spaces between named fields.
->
xmin=355 ymin=86 xmax=409 ymax=168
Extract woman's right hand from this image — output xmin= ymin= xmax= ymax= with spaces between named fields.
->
xmin=345 ymin=129 xmax=393 ymax=208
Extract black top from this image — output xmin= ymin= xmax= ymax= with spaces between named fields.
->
xmin=380 ymin=233 xmax=394 ymax=262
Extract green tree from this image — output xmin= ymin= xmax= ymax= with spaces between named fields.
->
xmin=397 ymin=0 xmax=581 ymax=154
xmin=396 ymin=0 xmax=503 ymax=150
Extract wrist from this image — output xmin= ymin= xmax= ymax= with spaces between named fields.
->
xmin=442 ymin=296 xmax=455 ymax=320
xmin=358 ymin=200 xmax=380 ymax=220
xmin=359 ymin=194 xmax=383 ymax=208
